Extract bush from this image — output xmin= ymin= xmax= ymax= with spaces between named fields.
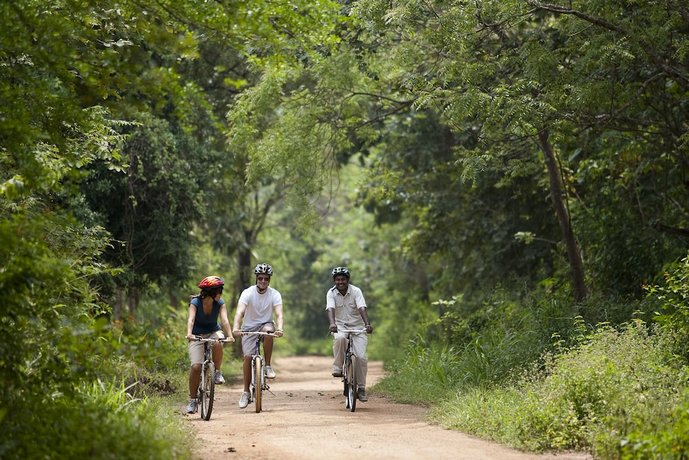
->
xmin=1 ymin=380 xmax=193 ymax=460
xmin=620 ymin=388 xmax=689 ymax=459
xmin=646 ymin=254 xmax=689 ymax=359
xmin=429 ymin=321 xmax=689 ymax=458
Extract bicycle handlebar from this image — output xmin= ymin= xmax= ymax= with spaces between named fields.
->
xmin=190 ymin=336 xmax=234 ymax=343
xmin=236 ymin=331 xmax=281 ymax=337
xmin=335 ymin=329 xmax=367 ymax=334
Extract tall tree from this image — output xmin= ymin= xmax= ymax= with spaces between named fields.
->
xmin=348 ymin=0 xmax=689 ymax=301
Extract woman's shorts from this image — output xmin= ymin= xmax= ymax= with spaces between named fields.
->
xmin=188 ymin=330 xmax=225 ymax=365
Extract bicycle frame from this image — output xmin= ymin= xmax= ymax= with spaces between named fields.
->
xmin=336 ymin=329 xmax=366 ymax=412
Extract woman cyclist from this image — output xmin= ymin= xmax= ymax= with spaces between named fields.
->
xmin=185 ymin=275 xmax=234 ymax=414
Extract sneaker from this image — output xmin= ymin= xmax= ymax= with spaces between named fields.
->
xmin=186 ymin=399 xmax=198 ymax=414
xmin=265 ymin=365 xmax=276 ymax=379
xmin=214 ymin=370 xmax=225 ymax=384
xmin=332 ymin=369 xmax=343 ymax=378
xmin=357 ymin=388 xmax=368 ymax=402
xmin=239 ymin=391 xmax=250 ymax=409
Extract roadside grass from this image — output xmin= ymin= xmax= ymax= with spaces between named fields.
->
xmin=1 ymin=310 xmax=244 ymax=460
xmin=374 ymin=342 xmax=461 ymax=404
xmin=422 ymin=321 xmax=689 ymax=458
xmin=3 ymin=379 xmax=195 ymax=460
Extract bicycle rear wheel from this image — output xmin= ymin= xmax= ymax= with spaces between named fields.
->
xmin=253 ymin=357 xmax=263 ymax=413
xmin=346 ymin=355 xmax=357 ymax=412
xmin=200 ymin=362 xmax=215 ymax=420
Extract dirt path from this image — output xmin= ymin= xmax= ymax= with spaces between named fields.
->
xmin=184 ymin=355 xmax=590 ymax=460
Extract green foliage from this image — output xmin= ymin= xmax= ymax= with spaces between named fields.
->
xmin=1 ymin=381 xmax=193 ymax=460
xmin=338 ymin=0 xmax=689 ymax=304
xmin=376 ymin=288 xmax=577 ymax=402
xmin=375 ymin=338 xmax=461 ymax=405
xmin=84 ymin=113 xmax=205 ymax=289
xmin=428 ymin=321 xmax=688 ymax=458
xmin=620 ymin=388 xmax=689 ymax=459
xmin=0 ymin=209 xmax=110 ymax=402
xmin=646 ymin=253 xmax=689 ymax=359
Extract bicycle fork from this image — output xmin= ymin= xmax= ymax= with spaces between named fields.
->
xmin=250 ymin=355 xmax=269 ymax=400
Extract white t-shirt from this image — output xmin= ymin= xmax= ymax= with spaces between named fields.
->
xmin=325 ymin=284 xmax=367 ymax=328
xmin=238 ymin=285 xmax=283 ymax=329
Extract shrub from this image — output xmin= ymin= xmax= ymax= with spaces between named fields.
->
xmin=1 ymin=380 xmax=193 ymax=460
xmin=429 ymin=321 xmax=688 ymax=458
xmin=619 ymin=388 xmax=689 ymax=459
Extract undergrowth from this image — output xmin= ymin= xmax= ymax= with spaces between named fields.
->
xmin=1 ymin=379 xmax=195 ymax=459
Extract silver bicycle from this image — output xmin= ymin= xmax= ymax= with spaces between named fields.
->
xmin=190 ymin=336 xmax=231 ymax=420
xmin=239 ymin=331 xmax=279 ymax=413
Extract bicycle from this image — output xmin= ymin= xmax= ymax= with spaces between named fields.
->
xmin=190 ymin=336 xmax=231 ymax=420
xmin=336 ymin=329 xmax=366 ymax=412
xmin=239 ymin=331 xmax=279 ymax=413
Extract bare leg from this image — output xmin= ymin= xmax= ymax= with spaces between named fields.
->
xmin=188 ymin=363 xmax=201 ymax=398
xmin=264 ymin=335 xmax=274 ymax=366
xmin=212 ymin=342 xmax=223 ymax=371
xmin=242 ymin=356 xmax=252 ymax=392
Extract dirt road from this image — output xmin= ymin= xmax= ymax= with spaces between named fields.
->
xmin=184 ymin=355 xmax=590 ymax=460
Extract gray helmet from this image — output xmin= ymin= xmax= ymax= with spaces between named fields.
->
xmin=331 ymin=266 xmax=350 ymax=279
xmin=254 ymin=263 xmax=273 ymax=276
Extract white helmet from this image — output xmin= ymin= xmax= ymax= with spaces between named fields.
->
xmin=331 ymin=266 xmax=350 ymax=279
xmin=254 ymin=263 xmax=273 ymax=276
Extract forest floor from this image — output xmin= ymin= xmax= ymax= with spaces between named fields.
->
xmin=183 ymin=355 xmax=592 ymax=460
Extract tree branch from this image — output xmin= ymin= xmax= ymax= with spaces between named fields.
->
xmin=525 ymin=1 xmax=689 ymax=84
xmin=652 ymin=221 xmax=689 ymax=239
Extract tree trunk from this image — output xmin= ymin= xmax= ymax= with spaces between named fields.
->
xmin=234 ymin=244 xmax=253 ymax=307
xmin=114 ymin=285 xmax=123 ymax=322
xmin=127 ymin=286 xmax=139 ymax=319
xmin=538 ymin=129 xmax=588 ymax=303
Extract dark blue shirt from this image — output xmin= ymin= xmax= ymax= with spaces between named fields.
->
xmin=190 ymin=296 xmax=224 ymax=335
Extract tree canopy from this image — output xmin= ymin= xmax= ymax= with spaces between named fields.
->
xmin=3 ymin=1 xmax=689 ymax=457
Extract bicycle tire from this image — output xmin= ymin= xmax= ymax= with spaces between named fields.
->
xmin=253 ymin=357 xmax=263 ymax=413
xmin=196 ymin=362 xmax=205 ymax=415
xmin=344 ymin=372 xmax=351 ymax=410
xmin=343 ymin=352 xmax=351 ymax=409
xmin=349 ymin=355 xmax=357 ymax=412
xmin=200 ymin=361 xmax=215 ymax=420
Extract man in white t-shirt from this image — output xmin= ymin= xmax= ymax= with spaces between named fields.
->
xmin=233 ymin=263 xmax=284 ymax=409
xmin=326 ymin=266 xmax=373 ymax=402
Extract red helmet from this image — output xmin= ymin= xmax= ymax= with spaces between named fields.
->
xmin=198 ymin=275 xmax=224 ymax=289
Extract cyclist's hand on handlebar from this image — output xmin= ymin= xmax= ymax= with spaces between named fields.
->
xmin=274 ymin=329 xmax=284 ymax=337
xmin=186 ymin=334 xmax=197 ymax=341
xmin=366 ymin=324 xmax=373 ymax=334
xmin=328 ymin=324 xmax=338 ymax=333
xmin=233 ymin=329 xmax=242 ymax=337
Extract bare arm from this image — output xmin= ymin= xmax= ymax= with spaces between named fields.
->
xmin=359 ymin=307 xmax=373 ymax=333
xmin=219 ymin=304 xmax=234 ymax=342
xmin=327 ymin=308 xmax=337 ymax=332
xmin=233 ymin=302 xmax=247 ymax=334
xmin=186 ymin=304 xmax=197 ymax=339
xmin=274 ymin=303 xmax=284 ymax=336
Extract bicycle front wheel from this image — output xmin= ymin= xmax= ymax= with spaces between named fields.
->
xmin=346 ymin=355 xmax=357 ymax=412
xmin=253 ymin=358 xmax=263 ymax=413
xmin=200 ymin=362 xmax=215 ymax=420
